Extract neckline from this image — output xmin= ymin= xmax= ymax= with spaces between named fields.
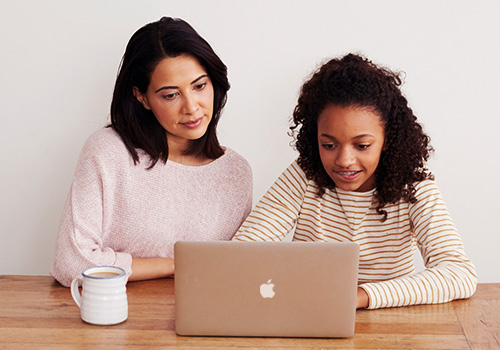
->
xmin=335 ymin=186 xmax=376 ymax=197
xmin=165 ymin=148 xmax=229 ymax=170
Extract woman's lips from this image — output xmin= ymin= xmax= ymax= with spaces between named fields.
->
xmin=180 ymin=117 xmax=203 ymax=129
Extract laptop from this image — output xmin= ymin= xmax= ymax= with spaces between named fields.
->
xmin=174 ymin=241 xmax=359 ymax=338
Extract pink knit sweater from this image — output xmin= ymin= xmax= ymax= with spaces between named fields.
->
xmin=51 ymin=128 xmax=253 ymax=286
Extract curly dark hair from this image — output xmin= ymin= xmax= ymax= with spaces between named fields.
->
xmin=290 ymin=53 xmax=434 ymax=221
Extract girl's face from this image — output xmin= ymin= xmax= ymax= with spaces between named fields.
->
xmin=317 ymin=105 xmax=385 ymax=192
xmin=133 ymin=54 xmax=214 ymax=152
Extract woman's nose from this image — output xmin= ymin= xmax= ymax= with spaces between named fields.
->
xmin=181 ymin=94 xmax=198 ymax=115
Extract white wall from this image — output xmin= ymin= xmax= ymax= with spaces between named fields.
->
xmin=1 ymin=0 xmax=499 ymax=282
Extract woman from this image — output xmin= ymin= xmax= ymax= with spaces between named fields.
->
xmin=233 ymin=53 xmax=476 ymax=309
xmin=52 ymin=17 xmax=252 ymax=287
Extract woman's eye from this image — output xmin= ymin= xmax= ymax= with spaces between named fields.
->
xmin=194 ymin=82 xmax=206 ymax=90
xmin=162 ymin=93 xmax=177 ymax=100
xmin=357 ymin=144 xmax=370 ymax=150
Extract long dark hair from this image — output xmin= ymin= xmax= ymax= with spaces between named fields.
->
xmin=290 ymin=53 xmax=434 ymax=221
xmin=110 ymin=17 xmax=229 ymax=167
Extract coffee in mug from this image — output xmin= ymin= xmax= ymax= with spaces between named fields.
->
xmin=87 ymin=271 xmax=121 ymax=278
xmin=70 ymin=266 xmax=128 ymax=325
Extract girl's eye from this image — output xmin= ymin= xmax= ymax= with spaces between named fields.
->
xmin=321 ymin=143 xmax=336 ymax=150
xmin=357 ymin=144 xmax=370 ymax=150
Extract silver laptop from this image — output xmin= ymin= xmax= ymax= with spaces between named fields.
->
xmin=174 ymin=241 xmax=359 ymax=338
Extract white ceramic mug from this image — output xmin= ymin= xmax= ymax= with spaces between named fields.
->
xmin=70 ymin=266 xmax=128 ymax=325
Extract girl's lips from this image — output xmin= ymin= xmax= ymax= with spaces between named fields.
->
xmin=334 ymin=170 xmax=361 ymax=180
xmin=180 ymin=117 xmax=203 ymax=129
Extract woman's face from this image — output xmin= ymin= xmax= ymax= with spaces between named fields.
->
xmin=134 ymin=54 xmax=214 ymax=152
xmin=317 ymin=104 xmax=385 ymax=192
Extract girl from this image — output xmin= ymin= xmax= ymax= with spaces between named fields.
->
xmin=52 ymin=17 xmax=252 ymax=287
xmin=233 ymin=53 xmax=476 ymax=309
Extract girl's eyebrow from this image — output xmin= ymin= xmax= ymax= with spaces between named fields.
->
xmin=353 ymin=134 xmax=375 ymax=140
xmin=155 ymin=74 xmax=209 ymax=93
xmin=319 ymin=133 xmax=375 ymax=140
xmin=319 ymin=134 xmax=337 ymax=140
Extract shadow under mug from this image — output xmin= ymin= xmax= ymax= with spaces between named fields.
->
xmin=70 ymin=266 xmax=128 ymax=325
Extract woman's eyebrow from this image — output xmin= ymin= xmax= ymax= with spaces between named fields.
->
xmin=155 ymin=85 xmax=177 ymax=93
xmin=155 ymin=74 xmax=208 ymax=93
xmin=190 ymin=74 xmax=208 ymax=85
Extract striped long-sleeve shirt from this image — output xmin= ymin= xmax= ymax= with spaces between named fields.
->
xmin=233 ymin=160 xmax=477 ymax=309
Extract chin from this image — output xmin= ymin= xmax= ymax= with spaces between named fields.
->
xmin=331 ymin=174 xmax=375 ymax=193
xmin=336 ymin=184 xmax=360 ymax=192
xmin=188 ymin=128 xmax=209 ymax=140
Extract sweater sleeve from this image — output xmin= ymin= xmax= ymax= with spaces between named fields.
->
xmin=233 ymin=160 xmax=307 ymax=242
xmin=360 ymin=180 xmax=477 ymax=309
xmin=51 ymin=132 xmax=132 ymax=287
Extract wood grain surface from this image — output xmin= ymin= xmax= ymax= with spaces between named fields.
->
xmin=0 ymin=275 xmax=498 ymax=349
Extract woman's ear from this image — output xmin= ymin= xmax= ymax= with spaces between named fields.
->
xmin=133 ymin=87 xmax=151 ymax=110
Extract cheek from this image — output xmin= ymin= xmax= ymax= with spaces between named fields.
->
xmin=151 ymin=106 xmax=176 ymax=125
xmin=204 ymin=92 xmax=215 ymax=111
xmin=318 ymin=148 xmax=334 ymax=170
xmin=366 ymin=150 xmax=383 ymax=170
xmin=151 ymin=98 xmax=175 ymax=113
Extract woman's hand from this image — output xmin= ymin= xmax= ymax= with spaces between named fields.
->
xmin=356 ymin=287 xmax=369 ymax=309
xmin=129 ymin=257 xmax=175 ymax=282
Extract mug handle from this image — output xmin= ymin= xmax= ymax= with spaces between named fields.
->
xmin=70 ymin=275 xmax=83 ymax=309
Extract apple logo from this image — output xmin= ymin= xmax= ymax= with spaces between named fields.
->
xmin=260 ymin=279 xmax=275 ymax=298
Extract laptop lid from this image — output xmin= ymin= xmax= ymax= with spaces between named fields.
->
xmin=174 ymin=241 xmax=359 ymax=338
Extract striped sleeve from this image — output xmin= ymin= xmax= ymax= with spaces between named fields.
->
xmin=232 ymin=161 xmax=307 ymax=242
xmin=360 ymin=180 xmax=477 ymax=309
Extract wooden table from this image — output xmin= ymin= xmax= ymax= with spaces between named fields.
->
xmin=0 ymin=276 xmax=498 ymax=349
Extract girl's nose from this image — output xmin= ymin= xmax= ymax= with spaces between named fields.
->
xmin=335 ymin=147 xmax=356 ymax=168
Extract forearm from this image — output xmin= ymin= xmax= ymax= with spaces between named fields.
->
xmin=129 ymin=257 xmax=175 ymax=281
xmin=359 ymin=264 xmax=477 ymax=309
xmin=356 ymin=287 xmax=369 ymax=309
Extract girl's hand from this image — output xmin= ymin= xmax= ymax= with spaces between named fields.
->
xmin=357 ymin=287 xmax=369 ymax=309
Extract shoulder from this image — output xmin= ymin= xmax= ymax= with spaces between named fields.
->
xmin=74 ymin=128 xmax=135 ymax=175
xmin=408 ymin=178 xmax=448 ymax=214
xmin=80 ymin=128 xmax=131 ymax=162
xmin=412 ymin=179 xmax=443 ymax=200
xmin=207 ymin=148 xmax=253 ymax=195
xmin=265 ymin=158 xmax=310 ymax=188
xmin=82 ymin=128 xmax=126 ymax=153
xmin=289 ymin=159 xmax=308 ymax=179
xmin=269 ymin=158 xmax=310 ymax=196
xmin=218 ymin=148 xmax=252 ymax=178
xmin=282 ymin=158 xmax=311 ymax=188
